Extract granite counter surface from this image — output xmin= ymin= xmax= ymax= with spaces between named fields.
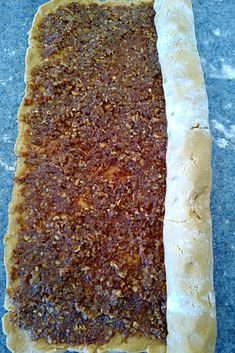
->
xmin=0 ymin=1 xmax=234 ymax=352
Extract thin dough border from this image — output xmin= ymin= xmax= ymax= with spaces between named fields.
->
xmin=3 ymin=0 xmax=216 ymax=352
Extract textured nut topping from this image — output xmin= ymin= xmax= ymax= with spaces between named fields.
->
xmin=10 ymin=2 xmax=167 ymax=345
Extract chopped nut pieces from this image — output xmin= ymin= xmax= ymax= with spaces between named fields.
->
xmin=10 ymin=2 xmax=167 ymax=346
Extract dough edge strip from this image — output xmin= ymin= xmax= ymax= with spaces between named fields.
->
xmin=2 ymin=0 xmax=216 ymax=352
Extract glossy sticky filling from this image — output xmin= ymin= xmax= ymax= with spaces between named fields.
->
xmin=9 ymin=2 xmax=167 ymax=345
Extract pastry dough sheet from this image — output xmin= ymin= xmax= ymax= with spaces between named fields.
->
xmin=3 ymin=0 xmax=216 ymax=352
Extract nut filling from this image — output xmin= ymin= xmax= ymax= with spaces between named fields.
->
xmin=9 ymin=2 xmax=167 ymax=346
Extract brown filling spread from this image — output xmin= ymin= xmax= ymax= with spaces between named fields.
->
xmin=9 ymin=2 xmax=167 ymax=346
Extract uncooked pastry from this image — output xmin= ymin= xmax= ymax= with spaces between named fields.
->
xmin=3 ymin=0 xmax=217 ymax=352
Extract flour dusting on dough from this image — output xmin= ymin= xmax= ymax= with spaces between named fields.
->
xmin=168 ymin=293 xmax=204 ymax=316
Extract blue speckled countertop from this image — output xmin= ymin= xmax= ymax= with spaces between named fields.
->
xmin=0 ymin=1 xmax=234 ymax=352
